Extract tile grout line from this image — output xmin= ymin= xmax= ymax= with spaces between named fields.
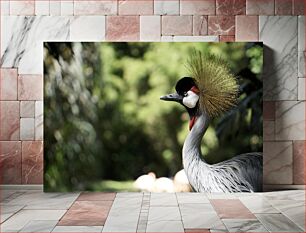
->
xmin=136 ymin=192 xmax=150 ymax=232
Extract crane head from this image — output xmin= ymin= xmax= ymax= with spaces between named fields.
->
xmin=160 ymin=77 xmax=200 ymax=130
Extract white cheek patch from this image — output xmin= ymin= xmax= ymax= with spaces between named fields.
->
xmin=183 ymin=91 xmax=199 ymax=108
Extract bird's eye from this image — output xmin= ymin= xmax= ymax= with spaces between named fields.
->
xmin=184 ymin=92 xmax=188 ymax=97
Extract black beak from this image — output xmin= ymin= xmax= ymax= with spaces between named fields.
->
xmin=160 ymin=93 xmax=183 ymax=102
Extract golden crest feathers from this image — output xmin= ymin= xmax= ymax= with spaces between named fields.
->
xmin=186 ymin=50 xmax=239 ymax=117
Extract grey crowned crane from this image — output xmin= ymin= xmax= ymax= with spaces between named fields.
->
xmin=160 ymin=51 xmax=263 ymax=193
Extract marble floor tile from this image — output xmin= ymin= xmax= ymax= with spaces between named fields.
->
xmin=52 ymin=226 xmax=103 ymax=232
xmin=7 ymin=192 xmax=80 ymax=210
xmin=239 ymin=196 xmax=279 ymax=213
xmin=262 ymin=190 xmax=305 ymax=201
xmin=115 ymin=192 xmax=143 ymax=198
xmin=210 ymin=199 xmax=256 ymax=219
xmin=148 ymin=206 xmax=181 ymax=221
xmin=179 ymin=203 xmax=215 ymax=214
xmin=206 ymin=193 xmax=238 ymax=199
xmin=20 ymin=220 xmax=58 ymax=232
xmin=77 ymin=192 xmax=116 ymax=201
xmin=256 ymin=213 xmax=304 ymax=232
xmin=0 ymin=190 xmax=16 ymax=201
xmin=222 ymin=219 xmax=268 ymax=232
xmin=150 ymin=193 xmax=178 ymax=206
xmin=268 ymin=199 xmax=305 ymax=230
xmin=58 ymin=201 xmax=112 ymax=226
xmin=146 ymin=220 xmax=184 ymax=233
xmin=182 ymin=211 xmax=225 ymax=230
xmin=176 ymin=193 xmax=210 ymax=204
xmin=0 ymin=209 xmax=66 ymax=232
xmin=102 ymin=214 xmax=139 ymax=232
xmin=1 ymin=204 xmax=25 ymax=223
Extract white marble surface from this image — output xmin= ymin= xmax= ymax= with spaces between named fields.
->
xmin=70 ymin=16 xmax=106 ymax=41
xmin=154 ymin=0 xmax=179 ymax=15
xmin=20 ymin=220 xmax=58 ymax=232
xmin=20 ymin=118 xmax=35 ymax=140
xmin=275 ymin=101 xmax=305 ymax=140
xmin=298 ymin=78 xmax=305 ymax=100
xmin=176 ymin=192 xmax=209 ymax=204
xmin=148 ymin=206 xmax=181 ymax=221
xmin=1 ymin=209 xmax=66 ymax=232
xmin=150 ymin=193 xmax=178 ymax=206
xmin=20 ymin=101 xmax=35 ymax=118
xmin=61 ymin=1 xmax=74 ymax=16
xmin=256 ymin=213 xmax=303 ymax=232
xmin=50 ymin=1 xmax=61 ymax=15
xmin=223 ymin=219 xmax=268 ymax=232
xmin=140 ymin=16 xmax=161 ymax=41
xmin=1 ymin=204 xmax=25 ymax=223
xmin=239 ymin=196 xmax=279 ymax=213
xmin=146 ymin=220 xmax=184 ymax=232
xmin=260 ymin=16 xmax=298 ymax=100
xmin=1 ymin=0 xmax=10 ymax=15
xmin=35 ymin=1 xmax=49 ymax=15
xmin=52 ymin=226 xmax=103 ymax=232
xmin=298 ymin=16 xmax=305 ymax=78
xmin=1 ymin=16 xmax=70 ymax=74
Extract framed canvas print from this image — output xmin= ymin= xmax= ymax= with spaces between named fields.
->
xmin=43 ymin=42 xmax=263 ymax=192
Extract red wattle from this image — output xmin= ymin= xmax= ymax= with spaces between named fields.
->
xmin=189 ymin=116 xmax=196 ymax=130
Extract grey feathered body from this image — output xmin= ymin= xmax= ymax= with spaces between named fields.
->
xmin=183 ymin=113 xmax=263 ymax=193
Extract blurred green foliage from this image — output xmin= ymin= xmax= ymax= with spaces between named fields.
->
xmin=44 ymin=42 xmax=262 ymax=192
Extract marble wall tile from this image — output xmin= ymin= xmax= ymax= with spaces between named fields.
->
xmin=263 ymin=101 xmax=275 ymax=120
xmin=35 ymin=101 xmax=43 ymax=140
xmin=161 ymin=36 xmax=173 ymax=41
xmin=298 ymin=78 xmax=305 ymax=100
xmin=173 ymin=36 xmax=219 ymax=42
xmin=20 ymin=118 xmax=35 ymax=140
xmin=10 ymin=1 xmax=35 ymax=15
xmin=293 ymin=140 xmax=305 ymax=184
xmin=162 ymin=16 xmax=192 ymax=36
xmin=180 ymin=0 xmax=215 ymax=15
xmin=263 ymin=141 xmax=293 ymax=184
xmin=50 ymin=1 xmax=61 ymax=15
xmin=275 ymin=101 xmax=305 ymax=140
xmin=1 ymin=0 xmax=10 ymax=15
xmin=236 ymin=15 xmax=258 ymax=41
xmin=246 ymin=0 xmax=274 ymax=15
xmin=106 ymin=16 xmax=139 ymax=41
xmin=298 ymin=16 xmax=305 ymax=78
xmin=275 ymin=0 xmax=293 ymax=15
xmin=0 ymin=101 xmax=20 ymax=140
xmin=293 ymin=0 xmax=305 ymax=15
xmin=35 ymin=1 xmax=50 ymax=15
xmin=20 ymin=101 xmax=35 ymax=118
xmin=61 ymin=1 xmax=74 ymax=16
xmin=70 ymin=16 xmax=106 ymax=41
xmin=0 ymin=68 xmax=18 ymax=100
xmin=140 ymin=16 xmax=161 ymax=41
xmin=219 ymin=35 xmax=235 ymax=42
xmin=22 ymin=141 xmax=43 ymax=184
xmin=260 ymin=16 xmax=298 ymax=100
xmin=154 ymin=0 xmax=179 ymax=15
xmin=193 ymin=16 xmax=208 ymax=36
xmin=0 ymin=141 xmax=22 ymax=184
xmin=74 ymin=1 xmax=117 ymax=15
xmin=208 ymin=16 xmax=235 ymax=35
xmin=1 ymin=16 xmax=70 ymax=74
xmin=263 ymin=121 xmax=275 ymax=141
xmin=18 ymin=75 xmax=43 ymax=100
xmin=216 ymin=0 xmax=246 ymax=15
xmin=119 ymin=0 xmax=153 ymax=15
